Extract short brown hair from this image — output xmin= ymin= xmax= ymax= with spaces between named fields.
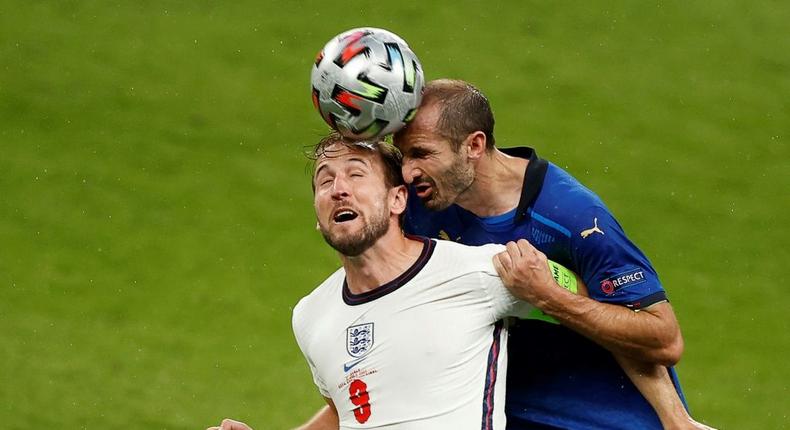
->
xmin=418 ymin=79 xmax=496 ymax=151
xmin=309 ymin=132 xmax=404 ymax=191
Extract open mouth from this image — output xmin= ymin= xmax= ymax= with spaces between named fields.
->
xmin=414 ymin=183 xmax=433 ymax=199
xmin=333 ymin=209 xmax=359 ymax=224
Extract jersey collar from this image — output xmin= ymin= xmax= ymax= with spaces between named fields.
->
xmin=499 ymin=147 xmax=548 ymax=223
xmin=342 ymin=235 xmax=436 ymax=306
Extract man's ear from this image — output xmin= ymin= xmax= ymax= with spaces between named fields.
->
xmin=390 ymin=184 xmax=408 ymax=216
xmin=464 ymin=131 xmax=488 ymax=161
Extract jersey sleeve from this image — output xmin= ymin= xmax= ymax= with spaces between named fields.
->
xmin=292 ymin=301 xmax=330 ymax=397
xmin=482 ymin=271 xmax=535 ymax=320
xmin=470 ymin=244 xmax=534 ymax=320
xmin=485 ymin=259 xmax=582 ymax=322
xmin=569 ymin=206 xmax=668 ymax=310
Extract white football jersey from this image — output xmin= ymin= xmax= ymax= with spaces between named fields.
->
xmin=292 ymin=238 xmax=534 ymax=429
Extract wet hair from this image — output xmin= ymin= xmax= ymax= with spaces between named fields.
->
xmin=309 ymin=131 xmax=405 ymax=191
xmin=309 ymin=132 xmax=407 ymax=226
xmin=419 ymin=79 xmax=496 ymax=151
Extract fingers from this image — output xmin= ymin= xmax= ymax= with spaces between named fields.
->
xmin=507 ymin=239 xmax=545 ymax=268
xmin=219 ymin=418 xmax=252 ymax=430
xmin=493 ymin=252 xmax=509 ymax=279
xmin=515 ymin=239 xmax=544 ymax=260
xmin=500 ymin=239 xmax=551 ymax=273
xmin=689 ymin=419 xmax=717 ymax=430
xmin=508 ymin=239 xmax=539 ymax=259
xmin=494 ymin=250 xmax=512 ymax=270
xmin=505 ymin=240 xmax=522 ymax=258
xmin=515 ymin=238 xmax=533 ymax=256
xmin=500 ymin=240 xmax=543 ymax=273
xmin=208 ymin=418 xmax=251 ymax=430
xmin=523 ymin=240 xmax=551 ymax=269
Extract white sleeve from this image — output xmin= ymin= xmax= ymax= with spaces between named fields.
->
xmin=480 ymin=271 xmax=535 ymax=320
xmin=292 ymin=302 xmax=330 ymax=397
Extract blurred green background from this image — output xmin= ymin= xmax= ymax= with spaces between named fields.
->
xmin=1 ymin=1 xmax=787 ymax=428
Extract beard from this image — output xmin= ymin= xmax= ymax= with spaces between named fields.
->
xmin=422 ymin=155 xmax=474 ymax=211
xmin=320 ymin=206 xmax=391 ymax=257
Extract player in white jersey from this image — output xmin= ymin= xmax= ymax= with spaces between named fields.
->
xmin=293 ymin=238 xmax=556 ymax=429
xmin=290 ymin=135 xmax=584 ymax=429
xmin=207 ymin=134 xmax=579 ymax=430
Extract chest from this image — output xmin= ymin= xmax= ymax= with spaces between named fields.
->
xmin=305 ymin=282 xmax=498 ymax=423
xmin=414 ymin=212 xmax=570 ymax=260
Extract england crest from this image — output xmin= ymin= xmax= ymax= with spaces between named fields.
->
xmin=346 ymin=323 xmax=374 ymax=358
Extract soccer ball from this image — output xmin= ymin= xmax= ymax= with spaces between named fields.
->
xmin=311 ymin=28 xmax=424 ymax=140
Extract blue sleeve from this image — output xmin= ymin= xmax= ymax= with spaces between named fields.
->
xmin=569 ymin=206 xmax=667 ymax=310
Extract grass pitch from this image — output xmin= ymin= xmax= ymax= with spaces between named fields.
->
xmin=1 ymin=1 xmax=787 ymax=428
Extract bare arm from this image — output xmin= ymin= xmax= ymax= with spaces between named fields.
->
xmin=494 ymin=239 xmax=683 ymax=365
xmin=293 ymin=399 xmax=338 ymax=430
xmin=616 ymin=355 xmax=717 ymax=429
xmin=207 ymin=418 xmax=253 ymax=430
xmin=494 ymin=242 xmax=715 ymax=428
xmin=207 ymin=399 xmax=338 ymax=430
xmin=543 ymin=294 xmax=683 ymax=366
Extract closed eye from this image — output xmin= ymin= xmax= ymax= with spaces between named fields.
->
xmin=316 ymin=174 xmax=334 ymax=187
xmin=408 ymin=148 xmax=433 ymax=159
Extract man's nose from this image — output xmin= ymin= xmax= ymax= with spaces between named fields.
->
xmin=331 ymin=176 xmax=351 ymax=199
xmin=402 ymin=159 xmax=420 ymax=184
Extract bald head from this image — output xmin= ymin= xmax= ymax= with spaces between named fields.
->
xmin=400 ymin=79 xmax=496 ymax=151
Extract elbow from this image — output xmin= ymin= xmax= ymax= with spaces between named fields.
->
xmin=639 ymin=303 xmax=685 ymax=366
xmin=653 ymin=330 xmax=684 ymax=367
xmin=629 ymin=323 xmax=684 ymax=366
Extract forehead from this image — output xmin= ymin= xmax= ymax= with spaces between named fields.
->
xmin=314 ymin=143 xmax=379 ymax=174
xmin=410 ymin=102 xmax=441 ymax=130
xmin=395 ymin=103 xmax=445 ymax=148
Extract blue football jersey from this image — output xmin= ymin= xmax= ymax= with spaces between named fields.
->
xmin=403 ymin=147 xmax=686 ymax=429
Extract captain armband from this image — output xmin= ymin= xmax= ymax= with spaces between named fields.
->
xmin=547 ymin=260 xmax=578 ymax=294
xmin=523 ymin=261 xmax=578 ymax=324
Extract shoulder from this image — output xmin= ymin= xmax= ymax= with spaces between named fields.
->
xmin=532 ymin=163 xmax=617 ymax=234
xmin=292 ymin=267 xmax=345 ymax=328
xmin=542 ymin=163 xmax=606 ymax=210
xmin=430 ymin=239 xmax=504 ymax=274
xmin=433 ymin=239 xmax=504 ymax=257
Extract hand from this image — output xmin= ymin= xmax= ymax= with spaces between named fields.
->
xmin=664 ymin=417 xmax=718 ymax=430
xmin=492 ymin=239 xmax=559 ymax=307
xmin=687 ymin=418 xmax=718 ymax=430
xmin=207 ymin=418 xmax=253 ymax=430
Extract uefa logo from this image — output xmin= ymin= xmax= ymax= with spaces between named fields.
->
xmin=601 ymin=279 xmax=615 ymax=295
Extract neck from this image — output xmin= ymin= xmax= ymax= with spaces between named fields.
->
xmin=455 ymin=148 xmax=528 ymax=217
xmin=341 ymin=228 xmax=424 ymax=295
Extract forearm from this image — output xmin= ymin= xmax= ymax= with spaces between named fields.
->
xmin=614 ymin=354 xmax=690 ymax=428
xmin=293 ymin=405 xmax=337 ymax=430
xmin=537 ymin=287 xmax=683 ymax=365
xmin=493 ymin=240 xmax=683 ymax=364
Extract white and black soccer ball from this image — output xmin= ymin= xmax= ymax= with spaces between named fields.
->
xmin=311 ymin=28 xmax=424 ymax=140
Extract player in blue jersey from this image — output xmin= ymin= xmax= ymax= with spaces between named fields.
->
xmin=210 ymin=130 xmax=707 ymax=430
xmin=392 ymin=79 xmax=713 ymax=429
